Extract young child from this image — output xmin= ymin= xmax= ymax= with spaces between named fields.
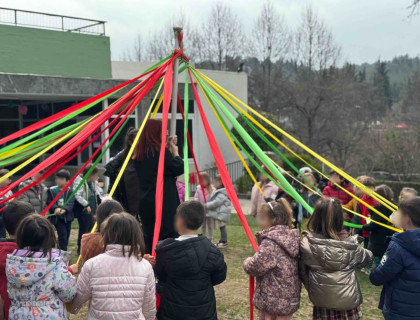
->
xmin=343 ymin=175 xmax=376 ymax=223
xmin=250 ymin=167 xmax=279 ymax=217
xmin=6 ymin=215 xmax=77 ymax=319
xmin=205 ymin=175 xmax=232 ymax=248
xmin=0 ymin=169 xmax=13 ymax=239
xmin=390 ymin=187 xmax=418 ymax=228
xmin=176 ymin=180 xmax=186 ymax=203
xmin=370 ymin=196 xmax=420 ymax=319
xmin=0 ymin=201 xmax=34 ymax=320
xmin=154 ymin=200 xmax=227 ymax=320
xmin=80 ymin=199 xmax=124 ymax=263
xmin=300 ymin=197 xmax=373 ymax=320
xmin=47 ymin=169 xmax=75 ymax=251
xmin=244 ymin=199 xmax=301 ymax=320
xmin=322 ymin=171 xmax=354 ymax=205
xmin=71 ymin=213 xmax=156 ymax=320
xmin=362 ymin=185 xmax=395 ymax=268
xmin=194 ymin=172 xmax=216 ymax=240
xmin=18 ymin=171 xmax=48 ymax=214
xmin=74 ymin=164 xmax=103 ymax=254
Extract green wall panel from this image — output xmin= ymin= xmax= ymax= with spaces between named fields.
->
xmin=0 ymin=24 xmax=111 ymax=78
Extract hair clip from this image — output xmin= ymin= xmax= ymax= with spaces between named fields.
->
xmin=268 ymin=202 xmax=274 ymax=211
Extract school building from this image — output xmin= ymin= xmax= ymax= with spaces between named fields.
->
xmin=0 ymin=8 xmax=248 ymax=184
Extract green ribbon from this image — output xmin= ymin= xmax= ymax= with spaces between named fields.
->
xmin=183 ymin=71 xmax=190 ymax=201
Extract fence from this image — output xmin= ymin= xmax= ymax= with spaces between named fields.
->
xmin=189 ymin=159 xmax=250 ymax=194
xmin=0 ymin=7 xmax=106 ymax=35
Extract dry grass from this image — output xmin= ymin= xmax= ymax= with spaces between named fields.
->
xmin=67 ymin=216 xmax=383 ymax=320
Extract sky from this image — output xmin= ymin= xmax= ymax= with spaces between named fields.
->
xmin=1 ymin=0 xmax=420 ymax=64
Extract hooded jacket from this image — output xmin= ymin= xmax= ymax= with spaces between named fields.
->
xmin=6 ymin=249 xmax=76 ymax=320
xmin=206 ymin=188 xmax=231 ymax=222
xmin=17 ymin=179 xmax=48 ymax=214
xmin=322 ymin=181 xmax=354 ymax=205
xmin=0 ymin=240 xmax=17 ymax=320
xmin=250 ymin=181 xmax=279 ymax=217
xmin=71 ymin=244 xmax=156 ymax=320
xmin=300 ymin=231 xmax=373 ymax=311
xmin=194 ymin=185 xmax=215 ymax=205
xmin=154 ymin=235 xmax=227 ymax=320
xmin=73 ymin=175 xmax=103 ymax=209
xmin=370 ymin=230 xmax=420 ymax=320
xmin=243 ymin=225 xmax=301 ymax=316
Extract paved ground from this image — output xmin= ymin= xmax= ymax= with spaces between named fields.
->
xmin=235 ymin=198 xmax=252 ymax=215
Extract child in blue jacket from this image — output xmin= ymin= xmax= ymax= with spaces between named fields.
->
xmin=370 ymin=196 xmax=420 ymax=320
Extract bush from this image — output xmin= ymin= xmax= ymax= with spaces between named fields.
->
xmin=235 ymin=174 xmax=254 ymax=194
xmin=282 ymin=153 xmax=322 ymax=173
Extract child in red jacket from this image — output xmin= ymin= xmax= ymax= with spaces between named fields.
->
xmin=0 ymin=201 xmax=35 ymax=320
xmin=322 ymin=171 xmax=354 ymax=205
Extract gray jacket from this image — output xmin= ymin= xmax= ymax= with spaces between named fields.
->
xmin=206 ymin=188 xmax=231 ymax=222
xmin=73 ymin=175 xmax=104 ymax=208
xmin=18 ymin=179 xmax=48 ymax=214
xmin=299 ymin=231 xmax=373 ymax=311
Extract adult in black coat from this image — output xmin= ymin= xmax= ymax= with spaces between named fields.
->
xmin=104 ymin=127 xmax=141 ymax=219
xmin=154 ymin=235 xmax=227 ymax=320
xmin=362 ymin=184 xmax=395 ymax=264
xmin=133 ymin=119 xmax=184 ymax=253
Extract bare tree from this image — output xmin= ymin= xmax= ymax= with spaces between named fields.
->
xmin=409 ymin=0 xmax=420 ymax=16
xmin=249 ymin=1 xmax=289 ymax=110
xmin=202 ymin=2 xmax=245 ymax=70
xmin=283 ymin=5 xmax=341 ymax=149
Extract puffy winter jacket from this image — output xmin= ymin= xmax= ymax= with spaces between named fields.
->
xmin=73 ymin=175 xmax=104 ymax=209
xmin=17 ymin=179 xmax=48 ymax=214
xmin=244 ymin=225 xmax=301 ymax=316
xmin=71 ymin=244 xmax=156 ymax=320
xmin=250 ymin=181 xmax=279 ymax=217
xmin=0 ymin=240 xmax=17 ymax=320
xmin=154 ymin=235 xmax=227 ymax=320
xmin=370 ymin=230 xmax=420 ymax=320
xmin=299 ymin=231 xmax=373 ymax=311
xmin=194 ymin=185 xmax=215 ymax=205
xmin=6 ymin=249 xmax=76 ymax=320
xmin=206 ymin=188 xmax=231 ymax=222
xmin=322 ymin=181 xmax=354 ymax=205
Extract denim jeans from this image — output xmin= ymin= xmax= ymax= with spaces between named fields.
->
xmin=53 ymin=218 xmax=72 ymax=251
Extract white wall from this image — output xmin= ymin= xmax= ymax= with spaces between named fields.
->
xmin=111 ymin=61 xmax=248 ymax=171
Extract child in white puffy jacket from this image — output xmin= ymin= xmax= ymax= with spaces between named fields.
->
xmin=205 ymin=175 xmax=231 ymax=248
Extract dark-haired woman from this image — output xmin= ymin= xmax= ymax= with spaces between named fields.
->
xmin=70 ymin=213 xmax=156 ymax=320
xmin=6 ymin=215 xmax=77 ymax=320
xmin=104 ymin=127 xmax=141 ymax=218
xmin=133 ymin=119 xmax=184 ymax=253
xmin=299 ymin=197 xmax=373 ymax=320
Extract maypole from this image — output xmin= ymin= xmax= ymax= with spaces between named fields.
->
xmin=170 ymin=27 xmax=183 ymax=136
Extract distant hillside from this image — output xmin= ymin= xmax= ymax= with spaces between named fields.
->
xmin=356 ymin=55 xmax=420 ymax=100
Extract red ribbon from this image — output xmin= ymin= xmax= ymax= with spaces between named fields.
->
xmin=152 ymin=59 xmax=174 ymax=256
xmin=188 ymin=68 xmax=257 ymax=320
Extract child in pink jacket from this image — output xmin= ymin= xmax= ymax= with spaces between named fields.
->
xmin=71 ymin=213 xmax=156 ymax=320
xmin=244 ymin=198 xmax=301 ymax=320
xmin=250 ymin=170 xmax=279 ymax=217
xmin=194 ymin=172 xmax=216 ymax=241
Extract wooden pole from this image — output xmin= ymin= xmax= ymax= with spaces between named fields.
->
xmin=170 ymin=27 xmax=182 ymax=137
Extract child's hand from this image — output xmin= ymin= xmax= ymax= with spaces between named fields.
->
xmin=69 ymin=264 xmax=79 ymax=274
xmin=54 ymin=208 xmax=61 ymax=215
xmin=144 ymin=254 xmax=156 ymax=266
xmin=60 ymin=209 xmax=66 ymax=215
xmin=86 ymin=206 xmax=92 ymax=214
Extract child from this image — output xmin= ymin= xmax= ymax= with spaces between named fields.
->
xmin=390 ymin=187 xmax=418 ymax=228
xmin=322 ymin=171 xmax=354 ymax=205
xmin=343 ymin=175 xmax=375 ymax=222
xmin=176 ymin=180 xmax=186 ymax=203
xmin=194 ymin=172 xmax=216 ymax=240
xmin=47 ymin=169 xmax=75 ymax=251
xmin=71 ymin=213 xmax=156 ymax=320
xmin=244 ymin=199 xmax=301 ymax=320
xmin=74 ymin=164 xmax=103 ymax=254
xmin=205 ymin=175 xmax=232 ymax=248
xmin=80 ymin=199 xmax=124 ymax=263
xmin=18 ymin=171 xmax=48 ymax=214
xmin=0 ymin=201 xmax=34 ymax=320
xmin=301 ymin=172 xmax=321 ymax=218
xmin=362 ymin=185 xmax=395 ymax=268
xmin=300 ymin=197 xmax=373 ymax=320
xmin=370 ymin=196 xmax=420 ymax=320
xmin=6 ymin=215 xmax=77 ymax=319
xmin=250 ymin=166 xmax=279 ymax=217
xmin=0 ymin=169 xmax=13 ymax=239
xmin=154 ymin=200 xmax=227 ymax=320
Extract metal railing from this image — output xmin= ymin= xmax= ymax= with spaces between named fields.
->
xmin=0 ymin=7 xmax=106 ymax=35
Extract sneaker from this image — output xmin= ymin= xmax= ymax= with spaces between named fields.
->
xmin=217 ymin=241 xmax=228 ymax=248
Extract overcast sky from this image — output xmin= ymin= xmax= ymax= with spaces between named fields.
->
xmin=2 ymin=0 xmax=420 ymax=64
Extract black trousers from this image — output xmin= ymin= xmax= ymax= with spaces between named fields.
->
xmin=53 ymin=218 xmax=72 ymax=251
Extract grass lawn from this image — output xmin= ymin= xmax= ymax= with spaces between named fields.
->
xmin=67 ymin=215 xmax=384 ymax=320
